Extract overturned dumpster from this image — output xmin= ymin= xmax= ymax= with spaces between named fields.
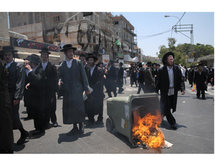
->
xmin=106 ymin=93 xmax=171 ymax=149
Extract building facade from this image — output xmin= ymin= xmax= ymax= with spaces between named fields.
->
xmin=9 ymin=12 xmax=140 ymax=62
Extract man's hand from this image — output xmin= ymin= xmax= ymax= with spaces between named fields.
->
xmin=25 ymin=83 xmax=30 ymax=90
xmin=181 ymin=90 xmax=185 ymax=95
xmin=25 ymin=64 xmax=32 ymax=71
xmin=13 ymin=99 xmax=20 ymax=106
xmin=85 ymin=90 xmax=91 ymax=95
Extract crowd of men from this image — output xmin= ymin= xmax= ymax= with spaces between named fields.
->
xmin=0 ymin=44 xmax=214 ymax=153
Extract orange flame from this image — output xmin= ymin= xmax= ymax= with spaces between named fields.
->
xmin=132 ymin=110 xmax=165 ymax=149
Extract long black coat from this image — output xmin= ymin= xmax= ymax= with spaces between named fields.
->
xmin=39 ymin=62 xmax=58 ymax=112
xmin=6 ymin=62 xmax=25 ymax=129
xmin=194 ymin=71 xmax=207 ymax=91
xmin=0 ymin=60 xmax=13 ymax=152
xmin=156 ymin=65 xmax=185 ymax=113
xmin=143 ymin=68 xmax=156 ymax=93
xmin=85 ymin=66 xmax=104 ymax=115
xmin=105 ymin=65 xmax=117 ymax=90
xmin=27 ymin=65 xmax=51 ymax=119
xmin=58 ymin=59 xmax=89 ymax=124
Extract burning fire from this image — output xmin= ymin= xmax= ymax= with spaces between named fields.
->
xmin=132 ymin=110 xmax=165 ymax=149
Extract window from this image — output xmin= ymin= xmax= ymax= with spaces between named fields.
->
xmin=75 ymin=16 xmax=78 ymax=21
xmin=54 ymin=16 xmax=60 ymax=22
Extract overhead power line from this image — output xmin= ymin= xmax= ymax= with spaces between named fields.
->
xmin=175 ymin=12 xmax=186 ymax=25
xmin=138 ymin=29 xmax=172 ymax=39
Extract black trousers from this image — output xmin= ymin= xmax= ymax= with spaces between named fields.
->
xmin=11 ymin=102 xmax=24 ymax=130
xmin=32 ymin=108 xmax=47 ymax=131
xmin=161 ymin=95 xmax=176 ymax=126
xmin=137 ymin=82 xmax=144 ymax=94
xmin=106 ymin=81 xmax=117 ymax=97
xmin=197 ymin=89 xmax=205 ymax=98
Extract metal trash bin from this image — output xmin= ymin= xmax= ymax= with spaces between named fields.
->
xmin=106 ymin=93 xmax=160 ymax=147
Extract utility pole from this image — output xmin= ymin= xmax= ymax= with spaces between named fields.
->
xmin=173 ymin=24 xmax=194 ymax=44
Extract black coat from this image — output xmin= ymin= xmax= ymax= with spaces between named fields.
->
xmin=105 ymin=65 xmax=117 ymax=89
xmin=138 ymin=67 xmax=144 ymax=83
xmin=0 ymin=60 xmax=13 ymax=152
xmin=6 ymin=62 xmax=25 ymax=129
xmin=85 ymin=66 xmax=104 ymax=115
xmin=194 ymin=71 xmax=207 ymax=90
xmin=7 ymin=62 xmax=25 ymax=101
xmin=143 ymin=68 xmax=156 ymax=93
xmin=58 ymin=60 xmax=89 ymax=124
xmin=27 ymin=65 xmax=51 ymax=118
xmin=156 ymin=65 xmax=185 ymax=113
xmin=40 ymin=62 xmax=58 ymax=112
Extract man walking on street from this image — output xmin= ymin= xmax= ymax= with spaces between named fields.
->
xmin=105 ymin=60 xmax=117 ymax=97
xmin=25 ymin=54 xmax=49 ymax=136
xmin=0 ymin=51 xmax=14 ymax=153
xmin=39 ymin=47 xmax=58 ymax=127
xmin=156 ymin=52 xmax=185 ymax=130
xmin=118 ymin=62 xmax=124 ymax=93
xmin=144 ymin=62 xmax=156 ymax=93
xmin=85 ymin=53 xmax=104 ymax=126
xmin=137 ymin=62 xmax=144 ymax=94
xmin=194 ymin=63 xmax=207 ymax=100
xmin=3 ymin=46 xmax=29 ymax=145
xmin=58 ymin=44 xmax=90 ymax=135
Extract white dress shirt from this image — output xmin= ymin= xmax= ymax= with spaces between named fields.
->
xmin=90 ymin=65 xmax=96 ymax=76
xmin=42 ymin=62 xmax=48 ymax=71
xmin=5 ymin=60 xmax=14 ymax=69
xmin=66 ymin=59 xmax=73 ymax=68
xmin=167 ymin=66 xmax=174 ymax=96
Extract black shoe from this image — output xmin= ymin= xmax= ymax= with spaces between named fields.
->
xmin=202 ymin=97 xmax=206 ymax=100
xmin=170 ymin=124 xmax=177 ymax=130
xmin=67 ymin=127 xmax=79 ymax=136
xmin=17 ymin=131 xmax=29 ymax=145
xmin=32 ymin=130 xmax=45 ymax=136
xmin=52 ymin=122 xmax=58 ymax=127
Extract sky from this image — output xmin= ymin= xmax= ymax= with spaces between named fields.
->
xmin=112 ymin=12 xmax=214 ymax=57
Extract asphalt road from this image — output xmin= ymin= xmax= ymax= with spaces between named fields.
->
xmin=13 ymin=79 xmax=214 ymax=153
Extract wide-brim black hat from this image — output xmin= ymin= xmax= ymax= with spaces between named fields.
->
xmin=162 ymin=51 xmax=175 ymax=65
xmin=60 ymin=44 xmax=77 ymax=52
xmin=39 ymin=47 xmax=51 ymax=54
xmin=86 ymin=53 xmax=98 ymax=61
xmin=2 ymin=46 xmax=17 ymax=53
xmin=29 ymin=54 xmax=41 ymax=64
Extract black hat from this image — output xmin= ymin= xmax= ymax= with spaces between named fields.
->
xmin=2 ymin=46 xmax=17 ymax=53
xmin=86 ymin=53 xmax=98 ymax=61
xmin=29 ymin=54 xmax=41 ymax=65
xmin=162 ymin=52 xmax=175 ymax=65
xmin=40 ymin=47 xmax=51 ymax=54
xmin=146 ymin=61 xmax=152 ymax=66
xmin=24 ymin=55 xmax=31 ymax=61
xmin=60 ymin=44 xmax=77 ymax=52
